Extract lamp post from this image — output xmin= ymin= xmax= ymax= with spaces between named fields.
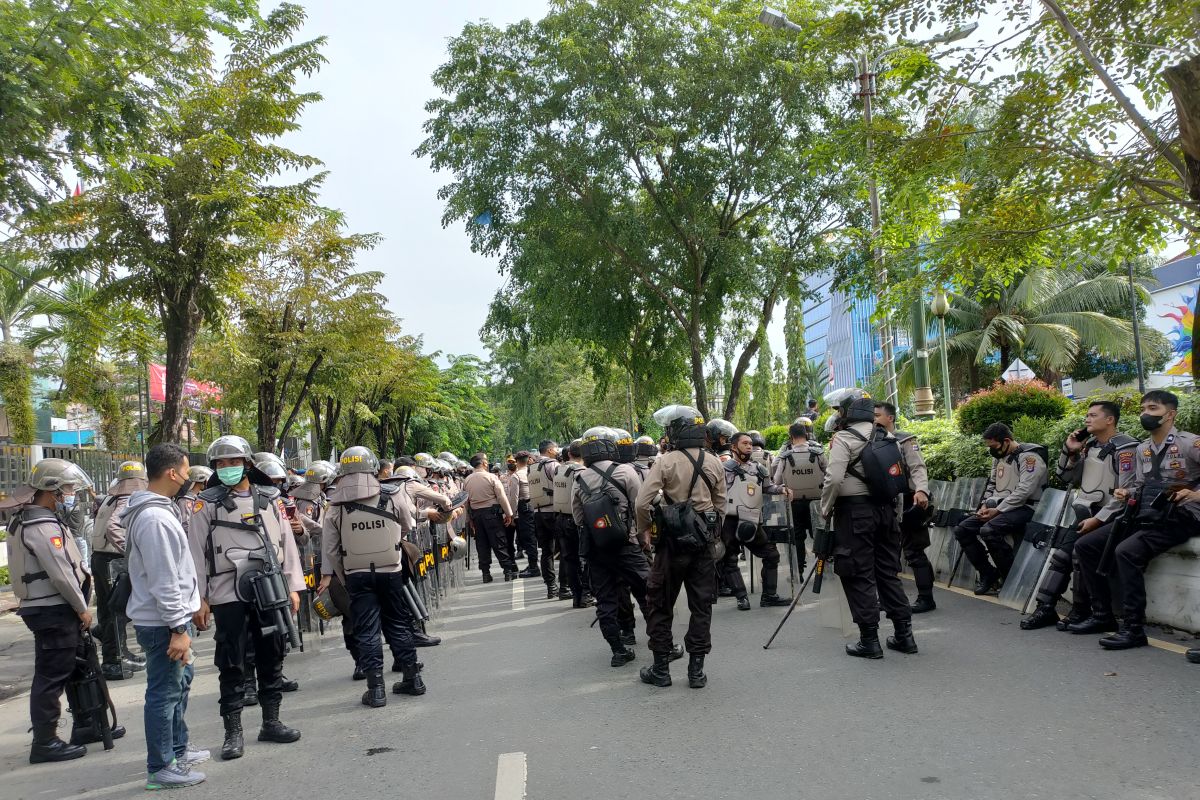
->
xmin=931 ymin=290 xmax=953 ymax=418
xmin=758 ymin=9 xmax=975 ymax=409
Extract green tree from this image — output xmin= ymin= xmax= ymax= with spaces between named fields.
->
xmin=783 ymin=297 xmax=807 ymax=417
xmin=42 ymin=4 xmax=327 ymax=444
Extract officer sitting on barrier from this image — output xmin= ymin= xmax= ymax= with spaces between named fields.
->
xmin=720 ymin=431 xmax=792 ymax=610
xmin=772 ymin=418 xmax=826 ymax=576
xmin=953 ymin=423 xmax=1047 ymax=595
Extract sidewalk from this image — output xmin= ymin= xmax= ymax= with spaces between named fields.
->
xmin=0 ymin=609 xmax=33 ymax=702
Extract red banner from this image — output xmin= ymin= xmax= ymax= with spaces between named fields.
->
xmin=147 ymin=363 xmax=222 ymax=405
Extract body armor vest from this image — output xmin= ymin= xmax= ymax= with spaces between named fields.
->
xmin=725 ymin=461 xmax=764 ymax=524
xmin=528 ymin=459 xmax=556 ymax=510
xmin=552 ymin=463 xmax=580 ymax=514
xmin=91 ymin=494 xmax=123 ymax=555
xmin=335 ymin=483 xmax=405 ymax=573
xmin=779 ymin=444 xmax=825 ymax=499
xmin=749 ymin=447 xmax=773 ymax=473
xmin=991 ymin=443 xmax=1047 ymax=503
xmin=201 ymin=486 xmax=288 ymax=580
xmin=9 ymin=512 xmax=87 ymax=602
xmin=1076 ymin=434 xmax=1138 ymax=512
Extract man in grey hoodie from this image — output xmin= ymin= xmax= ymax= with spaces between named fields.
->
xmin=123 ymin=443 xmax=208 ymax=790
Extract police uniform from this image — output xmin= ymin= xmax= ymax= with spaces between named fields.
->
xmin=720 ymin=457 xmax=788 ymax=606
xmin=772 ymin=440 xmax=826 ymax=570
xmin=1023 ymin=432 xmax=1138 ymax=630
xmin=572 ymin=459 xmax=649 ymax=661
xmin=463 ymin=468 xmax=518 ymax=580
xmin=952 ymin=442 xmax=1047 ymax=591
xmin=528 ymin=456 xmax=559 ymax=585
xmin=553 ymin=460 xmax=584 ymax=602
xmin=9 ymin=505 xmax=93 ymax=753
xmin=1074 ymin=426 xmax=1200 ymax=643
xmin=322 ymin=470 xmax=423 ymax=702
xmin=819 ymin=418 xmax=913 ymax=653
xmin=894 ymin=431 xmax=933 ymax=608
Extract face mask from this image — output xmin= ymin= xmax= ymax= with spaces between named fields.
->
xmin=1140 ymin=413 xmax=1165 ymax=432
xmin=987 ymin=445 xmax=1005 ymax=459
xmin=61 ymin=496 xmax=76 ymax=511
xmin=216 ymin=466 xmax=245 ymax=486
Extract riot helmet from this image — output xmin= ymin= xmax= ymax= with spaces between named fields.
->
xmin=286 ymin=473 xmax=304 ymax=490
xmin=29 ymin=459 xmax=91 ymax=494
xmin=305 ymin=460 xmax=338 ymax=486
xmin=187 ymin=465 xmax=214 ymax=484
xmin=116 ymin=460 xmax=148 ymax=482
xmin=413 ymin=453 xmax=436 ymax=469
xmin=436 ymin=452 xmax=456 ymax=464
xmin=207 ymin=435 xmax=254 ymax=465
xmin=635 ymin=435 xmax=657 ymax=459
xmin=254 ymin=458 xmax=287 ymax=482
xmin=579 ymin=426 xmax=620 ymax=466
xmin=433 ymin=458 xmax=453 ymax=474
xmin=612 ymin=428 xmax=636 ymax=464
xmin=705 ymin=418 xmax=737 ymax=452
xmin=393 ymin=465 xmax=419 ymax=481
xmin=748 ymin=430 xmax=767 ymax=449
xmin=253 ymin=452 xmax=285 ymax=467
xmin=338 ymin=446 xmax=380 ymax=476
xmin=653 ymin=404 xmax=706 ymax=449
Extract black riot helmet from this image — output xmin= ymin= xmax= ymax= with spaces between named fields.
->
xmin=705 ymin=418 xmax=737 ymax=452
xmin=635 ymin=435 xmax=657 ymax=459
xmin=748 ymin=430 xmax=767 ymax=449
xmin=612 ymin=428 xmax=636 ymax=464
xmin=579 ymin=427 xmax=620 ymax=466
xmin=653 ymin=404 xmax=706 ymax=449
xmin=843 ymin=397 xmax=876 ymax=424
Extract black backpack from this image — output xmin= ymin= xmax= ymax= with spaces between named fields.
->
xmin=843 ymin=424 xmax=908 ymax=503
xmin=577 ymin=464 xmax=630 ymax=551
xmin=655 ymin=450 xmax=716 ymax=551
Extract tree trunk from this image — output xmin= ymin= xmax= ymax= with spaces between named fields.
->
xmin=1164 ymin=54 xmax=1200 ymax=206
xmin=158 ymin=299 xmax=201 ymax=445
xmin=688 ymin=336 xmax=708 ymax=418
xmin=724 ymin=335 xmax=761 ymax=421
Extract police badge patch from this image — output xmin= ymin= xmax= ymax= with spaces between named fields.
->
xmin=1118 ymin=452 xmax=1134 ymax=473
xmin=1023 ymin=456 xmax=1037 ymax=473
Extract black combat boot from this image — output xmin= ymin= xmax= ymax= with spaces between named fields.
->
xmin=620 ymin=628 xmax=636 ymax=647
xmin=70 ymin=722 xmax=126 ymax=746
xmin=1067 ymin=614 xmax=1119 ymax=634
xmin=686 ymin=654 xmax=707 ymax=689
xmin=1020 ymin=603 xmax=1060 ymax=631
xmin=886 ymin=620 xmax=918 ymax=654
xmin=546 ymin=583 xmax=557 ymax=600
xmin=29 ymin=724 xmax=86 ymax=764
xmin=242 ymin=677 xmax=258 ymax=706
xmin=759 ymin=593 xmax=790 ymax=608
xmin=973 ymin=569 xmax=999 ymax=596
xmin=411 ymin=631 xmax=441 ymax=647
xmin=220 ymin=713 xmax=244 ymax=760
xmin=279 ymin=675 xmax=299 ymax=692
xmin=609 ymin=639 xmax=636 ymax=668
xmin=557 ymin=585 xmax=572 ymax=600
xmin=503 ymin=570 xmax=519 ymax=581
xmin=845 ymin=624 xmax=884 ymax=659
xmin=669 ymin=644 xmax=685 ymax=662
xmin=736 ymin=595 xmax=751 ymax=611
xmin=352 ymin=666 xmax=366 ymax=681
xmin=393 ymin=663 xmax=427 ymax=696
xmin=258 ymin=697 xmax=301 ymax=743
xmin=1055 ymin=603 xmax=1090 ymax=632
xmin=481 ymin=570 xmax=493 ymax=584
xmin=101 ymin=662 xmax=131 ymax=681
xmin=639 ymin=651 xmax=672 ymax=687
xmin=1187 ymin=648 xmax=1199 ymax=664
xmin=518 ymin=565 xmax=540 ymax=579
xmin=361 ymin=670 xmax=386 ymax=708
xmin=910 ymin=594 xmax=936 ymax=614
xmin=1099 ymin=623 xmax=1148 ymax=650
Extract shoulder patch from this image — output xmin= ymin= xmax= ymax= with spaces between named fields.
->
xmin=909 ymin=441 xmax=920 ymax=452
xmin=192 ymin=500 xmax=204 ymax=513
xmin=1118 ymin=452 xmax=1134 ymax=472
xmin=51 ymin=535 xmax=63 ymax=549
xmin=1023 ymin=456 xmax=1037 ymax=473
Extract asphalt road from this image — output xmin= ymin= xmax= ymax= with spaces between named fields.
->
xmin=0 ymin=560 xmax=1197 ymax=800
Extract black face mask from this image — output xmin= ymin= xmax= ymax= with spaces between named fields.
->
xmin=1140 ymin=413 xmax=1165 ymax=432
xmin=988 ymin=445 xmax=1006 ymax=459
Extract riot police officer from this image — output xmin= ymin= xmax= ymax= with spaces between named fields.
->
xmin=873 ymin=403 xmax=934 ymax=613
xmin=174 ymin=465 xmax=213 ymax=534
xmin=634 ymin=435 xmax=658 ymax=473
xmin=463 ymin=453 xmax=518 ymax=581
xmin=6 ymin=459 xmax=125 ymax=762
xmin=1022 ymin=400 xmax=1137 ymax=631
xmin=317 ymin=446 xmax=424 ymax=707
xmin=772 ymin=418 xmax=825 ymax=576
xmin=721 ymin=432 xmax=791 ymax=610
xmin=820 ymin=394 xmax=916 ymax=659
xmin=952 ymin=423 xmax=1048 ymax=595
xmin=747 ymin=430 xmax=773 ymax=473
xmin=553 ymin=440 xmax=585 ymax=603
xmin=528 ymin=442 xmax=561 ymax=590
xmin=706 ymin=418 xmax=737 ymax=462
xmin=91 ymin=459 xmax=148 ymax=680
xmin=572 ymin=427 xmax=651 ymax=667
xmin=636 ymin=405 xmax=725 ymax=689
xmin=188 ymin=436 xmax=305 ymax=760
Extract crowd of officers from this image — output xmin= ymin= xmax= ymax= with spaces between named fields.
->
xmin=7 ymin=389 xmax=1200 ymax=764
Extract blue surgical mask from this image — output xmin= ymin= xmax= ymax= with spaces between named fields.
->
xmin=61 ymin=496 xmax=76 ymax=511
xmin=216 ymin=466 xmax=245 ymax=486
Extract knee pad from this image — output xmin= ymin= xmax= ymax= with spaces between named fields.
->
xmin=1047 ymin=547 xmax=1072 ymax=574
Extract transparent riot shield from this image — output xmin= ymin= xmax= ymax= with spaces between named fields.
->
xmin=761 ymin=495 xmax=796 ymax=596
xmin=998 ymin=488 xmax=1067 ymax=611
xmin=944 ymin=477 xmax=988 ymax=590
xmin=809 ymin=505 xmax=855 ymax=637
xmin=919 ymin=480 xmax=952 ymax=577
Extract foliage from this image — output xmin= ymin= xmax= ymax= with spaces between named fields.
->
xmin=762 ymin=424 xmax=790 ymax=452
xmin=906 ymin=415 xmax=991 ymax=480
xmin=0 ymin=341 xmax=35 ymax=443
xmin=0 ymin=564 xmax=9 ymax=586
xmin=956 ymin=379 xmax=1072 ymax=435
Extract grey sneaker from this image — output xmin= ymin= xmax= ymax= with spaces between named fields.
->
xmin=146 ymin=762 xmax=206 ymax=790
xmin=179 ymin=747 xmax=210 ymax=766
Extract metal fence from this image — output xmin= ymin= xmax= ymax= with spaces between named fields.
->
xmin=0 ymin=445 xmax=140 ymax=499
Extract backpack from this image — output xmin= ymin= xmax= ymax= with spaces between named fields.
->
xmin=655 ymin=450 xmax=716 ymax=552
xmin=577 ymin=464 xmax=630 ymax=551
xmin=843 ymin=425 xmax=908 ymax=503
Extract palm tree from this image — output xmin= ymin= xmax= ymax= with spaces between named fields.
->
xmin=0 ymin=250 xmax=54 ymax=342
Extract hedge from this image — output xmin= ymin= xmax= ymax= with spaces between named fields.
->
xmin=956 ymin=380 xmax=1073 ymax=436
xmin=762 ymin=424 xmax=789 ymax=451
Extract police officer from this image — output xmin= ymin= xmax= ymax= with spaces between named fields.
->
xmin=772 ymin=418 xmax=826 ymax=577
xmin=636 ymin=405 xmax=725 ymax=689
xmin=527 ymin=442 xmax=561 ymax=590
xmin=188 ymin=436 xmax=304 ymax=760
xmin=91 ymin=460 xmax=148 ymax=680
xmin=873 ymin=403 xmax=934 ymax=614
xmin=611 ymin=429 xmax=649 ymax=641
xmin=747 ymin=430 xmax=773 ymax=473
xmin=463 ymin=453 xmax=518 ymax=581
xmin=1022 ymin=400 xmax=1138 ymax=631
xmin=1074 ymin=390 xmax=1200 ymax=649
xmin=634 ymin=435 xmax=658 ymax=473
xmin=553 ymin=440 xmax=586 ymax=603
xmin=819 ymin=394 xmax=916 ymax=659
xmin=952 ymin=423 xmax=1048 ymax=595
xmin=317 ymin=446 xmax=424 ymax=707
xmin=720 ymin=431 xmax=791 ymax=610
xmin=174 ymin=465 xmax=213 ymax=534
xmin=387 ymin=464 xmax=451 ymax=648
xmin=6 ymin=459 xmax=127 ymax=762
xmin=706 ymin=418 xmax=737 ymax=462
xmin=572 ymin=427 xmax=652 ymax=667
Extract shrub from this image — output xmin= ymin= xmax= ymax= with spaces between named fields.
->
xmin=956 ymin=380 xmax=1072 ymax=436
xmin=813 ymin=409 xmax=834 ymax=441
xmin=0 ymin=565 xmax=8 ymax=586
xmin=762 ymin=424 xmax=789 ymax=451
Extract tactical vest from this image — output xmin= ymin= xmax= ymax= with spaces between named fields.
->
xmin=9 ymin=513 xmax=87 ymax=602
xmin=528 ymin=459 xmax=556 ymax=510
xmin=552 ymin=463 xmax=580 ymax=514
xmin=991 ymin=443 xmax=1049 ymax=501
xmin=91 ymin=494 xmax=124 ymax=555
xmin=1077 ymin=434 xmax=1138 ymax=512
xmin=749 ymin=447 xmax=773 ymax=473
xmin=201 ymin=487 xmax=287 ymax=580
xmin=780 ymin=444 xmax=825 ymax=500
xmin=335 ymin=483 xmax=405 ymax=573
xmin=725 ymin=461 xmax=764 ymax=524
xmin=295 ymin=496 xmax=323 ymax=523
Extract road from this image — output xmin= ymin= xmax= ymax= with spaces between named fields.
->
xmin=0 ymin=561 xmax=1197 ymax=800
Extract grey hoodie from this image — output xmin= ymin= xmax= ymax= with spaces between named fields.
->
xmin=122 ymin=490 xmax=200 ymax=629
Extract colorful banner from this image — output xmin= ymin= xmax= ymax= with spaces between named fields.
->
xmin=147 ymin=363 xmax=222 ymax=406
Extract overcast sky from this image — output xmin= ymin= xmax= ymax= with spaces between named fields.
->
xmin=288 ymin=0 xmax=553 ymax=361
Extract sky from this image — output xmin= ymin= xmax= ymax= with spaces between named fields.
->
xmin=286 ymin=0 xmax=553 ymax=362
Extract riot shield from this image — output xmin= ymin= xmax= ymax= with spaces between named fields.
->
xmin=917 ymin=480 xmax=952 ymax=576
xmin=944 ymin=478 xmax=988 ymax=590
xmin=807 ymin=509 xmax=855 ymax=636
xmin=998 ymin=488 xmax=1067 ymax=611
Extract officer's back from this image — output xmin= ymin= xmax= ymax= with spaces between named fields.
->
xmin=635 ymin=446 xmax=725 ymax=531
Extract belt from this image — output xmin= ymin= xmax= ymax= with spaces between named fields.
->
xmin=836 ymin=496 xmax=885 ymax=507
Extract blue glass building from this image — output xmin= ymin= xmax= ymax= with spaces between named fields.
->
xmin=802 ymin=270 xmax=909 ymax=389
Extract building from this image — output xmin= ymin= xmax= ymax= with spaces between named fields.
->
xmin=1146 ymin=251 xmax=1200 ymax=389
xmin=802 ymin=270 xmax=910 ymax=390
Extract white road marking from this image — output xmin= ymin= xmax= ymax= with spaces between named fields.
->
xmin=512 ymin=578 xmax=525 ymax=611
xmin=494 ymin=752 xmax=527 ymax=800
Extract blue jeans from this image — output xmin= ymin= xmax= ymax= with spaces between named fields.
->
xmin=135 ymin=625 xmax=194 ymax=774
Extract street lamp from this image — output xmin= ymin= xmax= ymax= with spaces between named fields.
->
xmin=931 ymin=290 xmax=953 ymax=418
xmin=759 ymin=8 xmax=975 ymax=409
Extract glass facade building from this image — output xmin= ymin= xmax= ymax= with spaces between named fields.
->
xmin=801 ymin=270 xmax=909 ymax=390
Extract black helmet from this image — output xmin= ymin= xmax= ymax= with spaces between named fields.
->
xmin=748 ymin=430 xmax=766 ymax=449
xmin=844 ymin=397 xmax=876 ymax=424
xmin=705 ymin=418 xmax=737 ymax=450
xmin=635 ymin=435 xmax=657 ymax=459
xmin=653 ymin=405 xmax=706 ymax=449
xmin=579 ymin=426 xmax=619 ymax=466
xmin=612 ymin=428 xmax=636 ymax=464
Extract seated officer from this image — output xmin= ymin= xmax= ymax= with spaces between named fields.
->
xmin=1073 ymin=390 xmax=1200 ymax=649
xmin=952 ymin=423 xmax=1047 ymax=595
